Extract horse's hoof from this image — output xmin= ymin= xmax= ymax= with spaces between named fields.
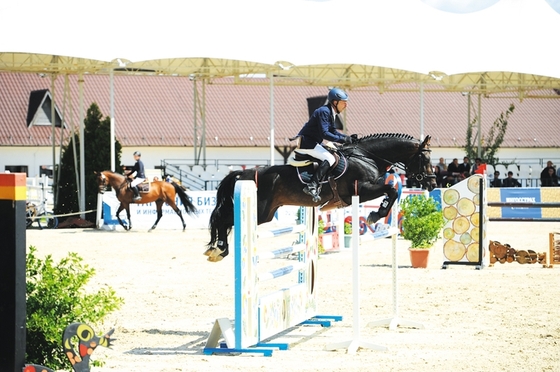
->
xmin=367 ymin=212 xmax=381 ymax=225
xmin=205 ymin=247 xmax=224 ymax=258
xmin=203 ymin=247 xmax=217 ymax=257
xmin=207 ymin=255 xmax=224 ymax=263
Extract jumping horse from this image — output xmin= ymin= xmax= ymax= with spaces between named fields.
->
xmin=205 ymin=133 xmax=437 ymax=262
xmin=96 ymin=171 xmax=197 ymax=231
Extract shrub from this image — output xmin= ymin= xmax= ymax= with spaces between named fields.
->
xmin=26 ymin=246 xmax=123 ymax=369
xmin=400 ymin=195 xmax=444 ymax=249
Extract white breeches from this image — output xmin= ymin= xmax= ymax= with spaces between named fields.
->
xmin=297 ymin=144 xmax=336 ymax=166
xmin=131 ymin=178 xmax=145 ymax=187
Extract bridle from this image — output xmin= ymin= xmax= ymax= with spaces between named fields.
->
xmin=98 ymin=173 xmax=108 ymax=194
xmin=407 ymin=147 xmax=436 ymax=186
xmin=342 ymin=140 xmax=435 ymax=187
xmin=98 ymin=172 xmax=129 ymax=194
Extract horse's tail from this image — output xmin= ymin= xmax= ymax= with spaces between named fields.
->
xmin=171 ymin=182 xmax=197 ymax=215
xmin=208 ymin=170 xmax=242 ymax=247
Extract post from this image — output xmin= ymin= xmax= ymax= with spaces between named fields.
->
xmin=269 ymin=72 xmax=275 ymax=166
xmin=0 ymin=173 xmax=27 ymax=371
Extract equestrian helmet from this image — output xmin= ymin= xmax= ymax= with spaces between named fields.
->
xmin=328 ymin=88 xmax=349 ymax=103
xmin=133 ymin=151 xmax=141 ymax=156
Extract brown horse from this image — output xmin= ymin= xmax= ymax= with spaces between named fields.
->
xmin=96 ymin=170 xmax=196 ymax=231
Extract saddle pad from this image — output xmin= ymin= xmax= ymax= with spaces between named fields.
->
xmin=138 ymin=182 xmax=150 ymax=193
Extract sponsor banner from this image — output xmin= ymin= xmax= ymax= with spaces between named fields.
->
xmin=102 ymin=189 xmax=299 ymax=230
xmin=102 ymin=190 xmax=217 ymax=229
xmin=499 ymin=188 xmax=541 ymax=219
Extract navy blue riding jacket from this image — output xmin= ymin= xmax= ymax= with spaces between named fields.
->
xmin=130 ymin=160 xmax=146 ymax=179
xmin=297 ymin=104 xmax=348 ymax=149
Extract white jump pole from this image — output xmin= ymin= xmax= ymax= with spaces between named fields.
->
xmin=368 ymin=200 xmax=425 ymax=331
xmin=325 ymin=195 xmax=387 ymax=353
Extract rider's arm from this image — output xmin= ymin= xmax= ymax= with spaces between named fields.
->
xmin=317 ymin=109 xmax=347 ymax=144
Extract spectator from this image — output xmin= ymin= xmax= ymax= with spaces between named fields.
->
xmin=471 ymin=157 xmax=486 ymax=175
xmin=434 ymin=157 xmax=447 ymax=187
xmin=445 ymin=158 xmax=464 ymax=186
xmin=541 ymin=167 xmax=559 ymax=187
xmin=436 ymin=157 xmax=447 ymax=173
xmin=433 ymin=165 xmax=444 ymax=188
xmin=502 ymin=171 xmax=521 ymax=187
xmin=458 ymin=156 xmax=471 ymax=178
xmin=540 ymin=161 xmax=555 ymax=183
xmin=490 ymin=171 xmax=502 ymax=188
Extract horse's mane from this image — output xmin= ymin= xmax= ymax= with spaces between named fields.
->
xmin=355 ymin=133 xmax=415 ymax=143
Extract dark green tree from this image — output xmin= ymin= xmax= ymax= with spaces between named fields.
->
xmin=464 ymin=103 xmax=515 ymax=165
xmin=55 ymin=103 xmax=122 ymax=223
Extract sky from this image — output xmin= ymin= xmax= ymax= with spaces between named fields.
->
xmin=419 ymin=0 xmax=560 ymax=14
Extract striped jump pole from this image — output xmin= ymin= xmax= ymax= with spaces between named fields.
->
xmin=0 ymin=173 xmax=27 ymax=372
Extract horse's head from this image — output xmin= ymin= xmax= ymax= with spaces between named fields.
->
xmin=346 ymin=133 xmax=437 ymax=192
xmin=96 ymin=171 xmax=109 ymax=193
xmin=406 ymin=135 xmax=437 ymax=191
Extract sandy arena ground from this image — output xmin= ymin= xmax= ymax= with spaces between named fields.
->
xmin=26 ymin=220 xmax=560 ymax=372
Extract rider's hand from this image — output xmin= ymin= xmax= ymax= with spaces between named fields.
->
xmin=324 ymin=141 xmax=337 ymax=150
xmin=344 ymin=135 xmax=356 ymax=144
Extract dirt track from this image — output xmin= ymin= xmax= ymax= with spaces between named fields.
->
xmin=26 ymin=221 xmax=560 ymax=372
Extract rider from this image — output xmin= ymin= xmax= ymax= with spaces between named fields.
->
xmin=296 ymin=87 xmax=357 ymax=202
xmin=126 ymin=151 xmax=146 ymax=201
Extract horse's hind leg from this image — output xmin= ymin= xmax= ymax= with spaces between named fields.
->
xmin=167 ymin=200 xmax=186 ymax=231
xmin=204 ymin=228 xmax=229 ymax=262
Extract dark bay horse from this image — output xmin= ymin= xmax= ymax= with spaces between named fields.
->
xmin=205 ymin=133 xmax=437 ymax=262
xmin=97 ymin=171 xmax=196 ymax=231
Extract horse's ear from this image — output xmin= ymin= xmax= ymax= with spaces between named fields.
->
xmin=421 ymin=135 xmax=431 ymax=148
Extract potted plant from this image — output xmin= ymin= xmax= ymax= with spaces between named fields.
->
xmin=344 ymin=222 xmax=353 ymax=248
xmin=400 ymin=195 xmax=445 ymax=268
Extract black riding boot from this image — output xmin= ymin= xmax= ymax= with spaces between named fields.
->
xmin=303 ymin=160 xmax=331 ymax=202
xmin=132 ymin=186 xmax=141 ymax=201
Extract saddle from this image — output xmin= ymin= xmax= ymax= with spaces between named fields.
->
xmin=138 ymin=180 xmax=150 ymax=193
xmin=128 ymin=178 xmax=150 ymax=193
xmin=287 ymin=149 xmax=349 ymax=210
xmin=288 ymin=149 xmax=347 ymax=184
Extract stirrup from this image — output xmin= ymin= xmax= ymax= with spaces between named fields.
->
xmin=303 ymin=185 xmax=321 ymax=202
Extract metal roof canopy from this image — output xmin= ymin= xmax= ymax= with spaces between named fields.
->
xmin=2 ymin=53 xmax=560 ymax=211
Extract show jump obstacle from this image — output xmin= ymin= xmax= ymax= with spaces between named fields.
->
xmin=204 ymin=181 xmax=341 ymax=356
xmin=326 ymin=191 xmax=424 ymax=354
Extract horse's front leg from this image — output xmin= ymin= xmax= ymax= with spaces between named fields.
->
xmin=150 ymin=200 xmax=164 ymax=231
xmin=367 ymin=187 xmax=398 ymax=225
xmin=116 ymin=205 xmax=128 ymax=231
xmin=204 ymin=227 xmax=230 ymax=262
xmin=125 ymin=206 xmax=132 ymax=230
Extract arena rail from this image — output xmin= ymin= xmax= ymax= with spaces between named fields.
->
xmin=488 ymin=202 xmax=560 ymax=222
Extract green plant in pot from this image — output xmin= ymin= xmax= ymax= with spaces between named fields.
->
xmin=344 ymin=222 xmax=353 ymax=248
xmin=400 ymin=195 xmax=445 ymax=268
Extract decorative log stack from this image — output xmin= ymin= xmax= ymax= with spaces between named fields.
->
xmin=548 ymin=232 xmax=560 ymax=268
xmin=488 ymin=240 xmax=546 ymax=267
